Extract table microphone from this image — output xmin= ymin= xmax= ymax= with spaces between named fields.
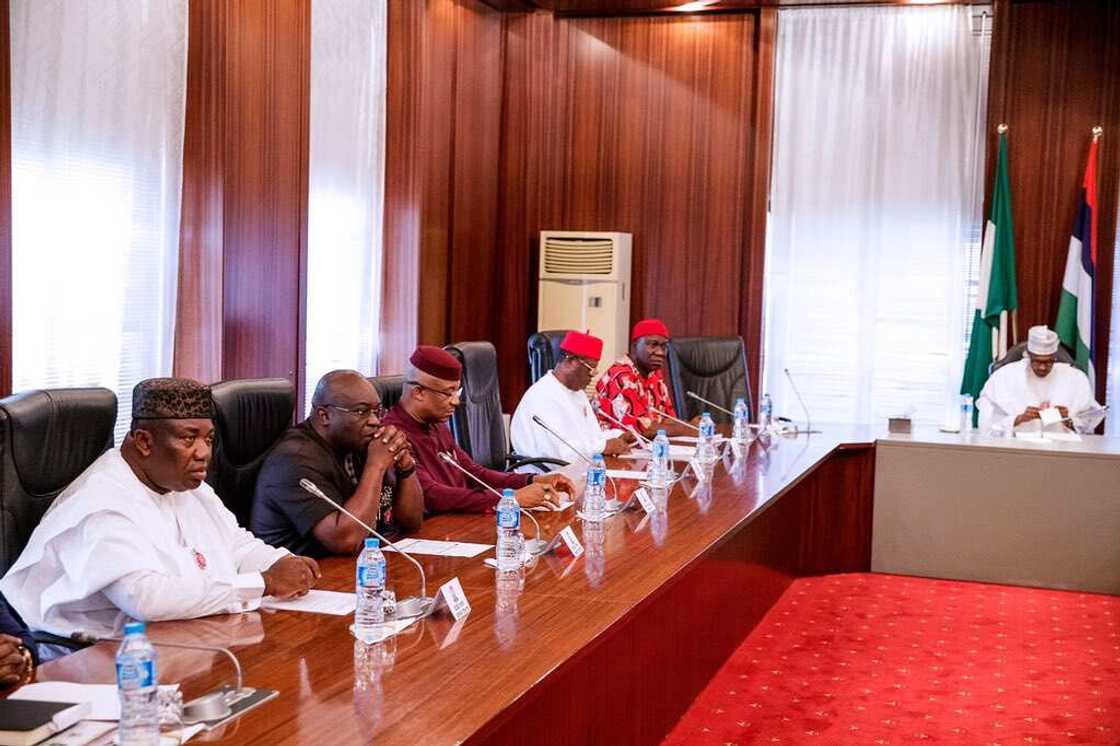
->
xmin=595 ymin=407 xmax=652 ymax=447
xmin=650 ymin=407 xmax=700 ymax=432
xmin=435 ymin=452 xmax=551 ymax=556
xmin=530 ymin=415 xmax=631 ymax=513
xmin=69 ymin=631 xmax=265 ymax=723
xmin=783 ymin=368 xmax=820 ymax=435
xmin=685 ymin=391 xmax=764 ymax=430
xmin=299 ymin=479 xmax=433 ymax=619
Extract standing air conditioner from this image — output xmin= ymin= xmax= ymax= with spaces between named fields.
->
xmin=537 ymin=231 xmax=632 ymax=373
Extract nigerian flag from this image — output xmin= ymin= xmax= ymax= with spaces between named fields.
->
xmin=1055 ymin=131 xmax=1100 ymax=390
xmin=961 ymin=129 xmax=1018 ymax=416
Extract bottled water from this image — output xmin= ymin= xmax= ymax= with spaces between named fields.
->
xmin=960 ymin=395 xmax=974 ymax=432
xmin=732 ymin=397 xmax=750 ymax=443
xmin=116 ymin=621 xmax=159 ymax=746
xmin=496 ymin=488 xmax=523 ymax=571
xmin=649 ymin=428 xmax=671 ymax=487
xmin=759 ymin=393 xmax=773 ymax=431
xmin=696 ymin=411 xmax=717 ymax=463
xmin=583 ymin=453 xmax=607 ymax=521
xmin=354 ymin=537 xmax=386 ymax=641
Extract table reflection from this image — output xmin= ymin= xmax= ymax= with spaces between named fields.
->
xmin=494 ymin=567 xmax=525 ymax=649
xmin=353 ymin=636 xmax=396 ymax=729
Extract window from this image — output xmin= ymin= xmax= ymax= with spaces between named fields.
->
xmin=762 ymin=5 xmax=991 ymax=427
xmin=10 ymin=1 xmax=188 ymax=441
xmin=304 ymin=0 xmax=388 ymax=410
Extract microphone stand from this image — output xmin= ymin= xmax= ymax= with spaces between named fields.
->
xmin=686 ymin=391 xmax=763 ymax=429
xmin=436 ymin=453 xmax=552 ymax=556
xmin=650 ymin=407 xmax=700 ymax=432
xmin=299 ymin=479 xmax=433 ymax=619
xmin=595 ymin=408 xmax=652 ymax=447
xmin=530 ymin=415 xmax=632 ymax=513
xmin=70 ymin=631 xmax=270 ymax=725
xmin=783 ymin=368 xmax=820 ymax=435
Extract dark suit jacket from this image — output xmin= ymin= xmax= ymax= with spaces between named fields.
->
xmin=0 ymin=593 xmax=36 ymax=664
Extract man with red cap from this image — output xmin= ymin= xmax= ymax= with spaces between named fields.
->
xmin=381 ymin=345 xmax=576 ymax=514
xmin=594 ymin=318 xmax=695 ymax=438
xmin=511 ymin=331 xmax=634 ymax=464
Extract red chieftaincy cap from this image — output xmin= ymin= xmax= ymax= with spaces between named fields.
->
xmin=630 ymin=318 xmax=670 ymax=342
xmin=409 ymin=345 xmax=462 ymax=381
xmin=559 ymin=330 xmax=603 ymax=361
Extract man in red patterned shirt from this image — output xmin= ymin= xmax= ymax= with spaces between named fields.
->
xmin=594 ymin=319 xmax=697 ymax=438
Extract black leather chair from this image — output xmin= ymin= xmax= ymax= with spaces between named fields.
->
xmin=0 ymin=388 xmax=117 ymax=575
xmin=666 ymin=336 xmax=752 ymax=425
xmin=207 ymin=378 xmax=295 ymax=527
xmin=444 ymin=342 xmax=566 ymax=473
xmin=367 ymin=374 xmax=406 ymax=412
xmin=990 ymin=341 xmax=1075 ymax=374
xmin=527 ymin=330 xmax=571 ymax=385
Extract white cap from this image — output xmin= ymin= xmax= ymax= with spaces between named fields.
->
xmin=1027 ymin=325 xmax=1059 ymax=355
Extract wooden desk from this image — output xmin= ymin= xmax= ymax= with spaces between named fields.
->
xmin=35 ymin=429 xmax=876 ymax=745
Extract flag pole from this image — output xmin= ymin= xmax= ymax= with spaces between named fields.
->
xmin=1092 ymin=125 xmax=1103 ymax=142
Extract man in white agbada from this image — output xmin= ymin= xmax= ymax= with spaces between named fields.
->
xmin=0 ymin=378 xmax=321 ymax=640
xmin=977 ymin=325 xmax=1105 ymax=434
xmin=511 ymin=331 xmax=633 ymax=466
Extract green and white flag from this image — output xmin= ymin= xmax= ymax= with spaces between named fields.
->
xmin=961 ymin=129 xmax=1018 ymax=414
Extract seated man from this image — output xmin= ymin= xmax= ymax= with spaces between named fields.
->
xmin=0 ymin=378 xmax=320 ymax=638
xmin=595 ymin=318 xmax=695 ymax=438
xmin=252 ymin=370 xmax=423 ymax=556
xmin=978 ymin=325 xmax=1105 ymax=434
xmin=511 ymin=331 xmax=632 ymax=463
xmin=381 ymin=345 xmax=575 ymax=514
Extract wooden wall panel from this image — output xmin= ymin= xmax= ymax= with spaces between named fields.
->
xmin=220 ymin=1 xmax=311 ymax=390
xmin=986 ymin=0 xmax=1120 ymax=400
xmin=496 ymin=10 xmax=772 ymax=400
xmin=0 ymin=0 xmax=10 ymax=397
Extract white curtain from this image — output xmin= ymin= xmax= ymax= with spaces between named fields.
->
xmin=10 ymin=0 xmax=188 ymax=441
xmin=304 ymin=0 xmax=387 ymax=411
xmin=763 ymin=5 xmax=990 ymax=428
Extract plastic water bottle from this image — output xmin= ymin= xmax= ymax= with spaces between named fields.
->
xmin=759 ymin=393 xmax=773 ymax=431
xmin=733 ymin=398 xmax=750 ymax=443
xmin=960 ymin=395 xmax=974 ymax=432
xmin=697 ymin=412 xmax=717 ymax=463
xmin=355 ymin=537 xmax=386 ymax=640
xmin=496 ymin=488 xmax=523 ymax=571
xmin=583 ymin=453 xmax=607 ymax=521
xmin=116 ymin=621 xmax=159 ymax=746
xmin=650 ymin=428 xmax=671 ymax=486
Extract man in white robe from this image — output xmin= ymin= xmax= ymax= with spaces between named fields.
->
xmin=978 ymin=325 xmax=1105 ymax=435
xmin=0 ymin=378 xmax=320 ymax=639
xmin=511 ymin=331 xmax=632 ymax=466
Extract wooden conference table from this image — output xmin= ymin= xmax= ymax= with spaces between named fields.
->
xmin=35 ymin=428 xmax=880 ymax=745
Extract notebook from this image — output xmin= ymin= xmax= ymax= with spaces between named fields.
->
xmin=0 ymin=699 xmax=90 ymax=746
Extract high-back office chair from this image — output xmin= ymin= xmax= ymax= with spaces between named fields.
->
xmin=0 ymin=388 xmax=117 ymax=574
xmin=444 ymin=341 xmax=566 ymax=473
xmin=989 ymin=341 xmax=1075 ymax=374
xmin=207 ymin=378 xmax=295 ymax=527
xmin=527 ymin=330 xmax=571 ymax=385
xmin=666 ymin=336 xmax=752 ymax=425
xmin=367 ymin=374 xmax=406 ymax=412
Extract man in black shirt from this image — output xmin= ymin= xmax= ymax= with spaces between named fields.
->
xmin=252 ymin=370 xmax=423 ymax=556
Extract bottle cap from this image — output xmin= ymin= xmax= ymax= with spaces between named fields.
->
xmin=592 ymin=452 xmax=604 ymax=461
xmin=657 ymin=428 xmax=667 ymax=437
xmin=503 ymin=488 xmax=515 ymax=497
xmin=736 ymin=398 xmax=745 ymax=405
xmin=124 ymin=621 xmax=146 ymax=635
xmin=364 ymin=537 xmax=379 ymax=548
xmin=702 ymin=411 xmax=711 ymax=418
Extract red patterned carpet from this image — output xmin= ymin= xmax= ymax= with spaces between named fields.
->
xmin=664 ymin=573 xmax=1120 ymax=745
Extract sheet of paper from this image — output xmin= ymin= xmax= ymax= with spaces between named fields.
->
xmin=261 ymin=589 xmax=355 ymax=616
xmin=350 ymin=617 xmax=420 ymax=644
xmin=528 ymin=498 xmax=575 ymax=512
xmin=1042 ymin=430 xmax=1082 ymax=442
xmin=1039 ymin=406 xmax=1063 ymax=426
xmin=604 ymin=469 xmax=646 ymax=480
xmin=621 ymin=445 xmax=695 ymax=461
xmin=391 ymin=538 xmax=492 ymax=558
xmin=40 ymin=720 xmax=114 ymax=746
xmin=11 ymin=682 xmax=179 ymax=721
xmin=669 ymin=435 xmax=727 ymax=445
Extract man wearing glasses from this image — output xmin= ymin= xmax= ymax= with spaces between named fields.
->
xmin=511 ymin=331 xmax=633 ymax=464
xmin=251 ymin=370 xmax=424 ymax=556
xmin=381 ymin=345 xmax=575 ymax=514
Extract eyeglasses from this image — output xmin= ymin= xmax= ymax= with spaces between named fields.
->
xmin=406 ymin=381 xmax=462 ymax=400
xmin=574 ymin=358 xmax=598 ymax=375
xmin=327 ymin=403 xmax=385 ymax=420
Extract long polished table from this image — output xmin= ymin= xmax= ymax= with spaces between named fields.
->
xmin=34 ymin=428 xmax=880 ymax=745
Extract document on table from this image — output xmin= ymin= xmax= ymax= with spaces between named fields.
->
xmin=605 ymin=469 xmax=646 ymax=480
xmin=10 ymin=682 xmax=180 ymax=721
xmin=391 ymin=537 xmax=492 ymax=558
xmin=670 ymin=435 xmax=727 ymax=444
xmin=528 ymin=497 xmax=575 ymax=512
xmin=262 ymin=589 xmax=356 ymax=615
xmin=620 ymin=445 xmax=695 ymax=460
